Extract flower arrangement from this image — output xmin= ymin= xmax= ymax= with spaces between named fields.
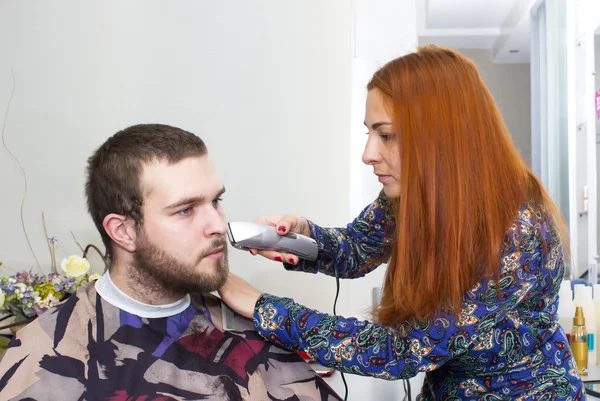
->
xmin=0 ymin=256 xmax=102 ymax=330
xmin=0 ymin=213 xmax=108 ymax=331
xmin=0 ymin=256 xmax=101 ymax=319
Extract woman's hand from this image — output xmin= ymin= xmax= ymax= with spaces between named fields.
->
xmin=250 ymin=215 xmax=310 ymax=265
xmin=217 ymin=272 xmax=262 ymax=320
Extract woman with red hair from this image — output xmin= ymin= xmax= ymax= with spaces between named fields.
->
xmin=219 ymin=45 xmax=584 ymax=400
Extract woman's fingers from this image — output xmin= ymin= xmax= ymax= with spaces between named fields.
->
xmin=254 ymin=215 xmax=309 ymax=237
xmin=248 ymin=215 xmax=308 ymax=265
xmin=250 ymin=249 xmax=298 ymax=265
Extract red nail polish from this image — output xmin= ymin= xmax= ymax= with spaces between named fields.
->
xmin=278 ymin=226 xmax=286 ymax=233
xmin=289 ymin=258 xmax=296 ymax=264
xmin=274 ymin=256 xmax=283 ymax=262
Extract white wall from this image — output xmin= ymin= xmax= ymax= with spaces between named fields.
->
xmin=457 ymin=48 xmax=532 ymax=165
xmin=0 ymin=0 xmax=352 ymax=313
xmin=0 ymin=1 xmax=424 ymax=399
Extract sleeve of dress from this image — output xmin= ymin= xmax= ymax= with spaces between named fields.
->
xmin=253 ymin=206 xmax=554 ymax=380
xmin=283 ymin=190 xmax=396 ymax=279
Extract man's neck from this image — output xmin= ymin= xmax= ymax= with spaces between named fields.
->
xmin=109 ymin=263 xmax=186 ymax=305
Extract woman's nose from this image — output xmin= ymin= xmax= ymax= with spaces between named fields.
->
xmin=362 ymin=134 xmax=382 ymax=165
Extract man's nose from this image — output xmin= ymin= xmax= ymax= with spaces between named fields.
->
xmin=204 ymin=208 xmax=227 ymax=237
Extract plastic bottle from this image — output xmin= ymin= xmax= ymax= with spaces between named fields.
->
xmin=558 ymin=280 xmax=574 ymax=343
xmin=582 ymin=287 xmax=597 ymax=365
xmin=571 ymin=306 xmax=588 ymax=376
xmin=574 ymin=284 xmax=586 ymax=303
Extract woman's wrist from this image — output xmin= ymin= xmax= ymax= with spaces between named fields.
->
xmin=300 ymin=218 xmax=313 ymax=237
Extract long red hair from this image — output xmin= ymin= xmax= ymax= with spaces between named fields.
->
xmin=369 ymin=45 xmax=567 ymax=325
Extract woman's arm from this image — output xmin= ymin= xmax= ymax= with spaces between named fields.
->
xmin=254 ymin=208 xmax=558 ymax=379
xmin=284 ymin=191 xmax=395 ymax=279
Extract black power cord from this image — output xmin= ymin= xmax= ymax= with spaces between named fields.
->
xmin=332 ymin=265 xmax=349 ymax=401
xmin=330 ymin=257 xmax=411 ymax=401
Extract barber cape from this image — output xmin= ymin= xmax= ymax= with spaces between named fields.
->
xmin=0 ymin=274 xmax=341 ymax=401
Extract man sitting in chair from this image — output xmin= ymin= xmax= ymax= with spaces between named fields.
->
xmin=0 ymin=124 xmax=341 ymax=401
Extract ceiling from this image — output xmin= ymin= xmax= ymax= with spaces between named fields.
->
xmin=417 ymin=0 xmax=539 ymax=63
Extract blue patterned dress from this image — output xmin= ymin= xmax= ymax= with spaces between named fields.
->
xmin=252 ymin=192 xmax=585 ymax=400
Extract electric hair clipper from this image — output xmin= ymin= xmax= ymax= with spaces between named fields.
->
xmin=226 ymin=221 xmax=319 ymax=261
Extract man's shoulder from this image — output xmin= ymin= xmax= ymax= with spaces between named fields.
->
xmin=11 ymin=282 xmax=98 ymax=346
xmin=0 ymin=283 xmax=99 ymax=400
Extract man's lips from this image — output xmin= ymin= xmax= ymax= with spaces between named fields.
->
xmin=206 ymin=247 xmax=224 ymax=259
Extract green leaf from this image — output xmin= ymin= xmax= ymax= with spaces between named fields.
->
xmin=13 ymin=312 xmax=27 ymax=322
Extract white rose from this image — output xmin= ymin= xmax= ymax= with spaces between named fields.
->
xmin=60 ymin=255 xmax=90 ymax=278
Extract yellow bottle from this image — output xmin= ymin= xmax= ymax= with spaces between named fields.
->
xmin=571 ymin=306 xmax=588 ymax=375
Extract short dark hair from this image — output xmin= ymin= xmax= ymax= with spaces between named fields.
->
xmin=85 ymin=124 xmax=208 ymax=261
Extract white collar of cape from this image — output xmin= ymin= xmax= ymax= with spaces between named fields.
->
xmin=95 ymin=272 xmax=191 ymax=319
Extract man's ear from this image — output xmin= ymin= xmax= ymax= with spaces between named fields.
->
xmin=102 ymin=214 xmax=137 ymax=253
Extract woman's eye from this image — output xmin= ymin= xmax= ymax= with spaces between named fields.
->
xmin=380 ymin=133 xmax=394 ymax=142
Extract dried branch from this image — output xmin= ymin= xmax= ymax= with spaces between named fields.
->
xmin=0 ymin=317 xmax=36 ymax=332
xmin=83 ymin=244 xmax=109 ymax=272
xmin=70 ymin=231 xmax=85 ymax=253
xmin=41 ymin=212 xmax=56 ymax=272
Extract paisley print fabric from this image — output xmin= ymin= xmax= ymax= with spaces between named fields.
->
xmin=283 ymin=191 xmax=395 ymax=279
xmin=253 ymin=192 xmax=585 ymax=400
xmin=0 ymin=284 xmax=341 ymax=400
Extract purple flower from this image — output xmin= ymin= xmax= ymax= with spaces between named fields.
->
xmin=15 ymin=271 xmax=30 ymax=282
xmin=33 ymin=304 xmax=49 ymax=316
xmin=1 ymin=283 xmax=14 ymax=295
xmin=48 ymin=236 xmax=59 ymax=244
xmin=22 ymin=307 xmax=35 ymax=317
xmin=62 ymin=277 xmax=75 ymax=289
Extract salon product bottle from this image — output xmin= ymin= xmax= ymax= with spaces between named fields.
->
xmin=574 ymin=284 xmax=585 ymax=303
xmin=558 ymin=280 xmax=574 ymax=343
xmin=574 ymin=287 xmax=597 ymax=364
xmin=571 ymin=306 xmax=588 ymax=376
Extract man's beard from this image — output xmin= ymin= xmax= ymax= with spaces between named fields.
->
xmin=131 ymin=230 xmax=229 ymax=296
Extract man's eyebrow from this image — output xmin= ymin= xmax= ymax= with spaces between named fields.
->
xmin=164 ymin=186 xmax=226 ymax=210
xmin=363 ymin=121 xmax=392 ymax=130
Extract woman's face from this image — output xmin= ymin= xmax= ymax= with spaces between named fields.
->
xmin=362 ymin=89 xmax=401 ymax=198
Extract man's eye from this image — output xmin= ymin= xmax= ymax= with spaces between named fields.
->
xmin=177 ymin=207 xmax=192 ymax=216
xmin=212 ymin=197 xmax=223 ymax=207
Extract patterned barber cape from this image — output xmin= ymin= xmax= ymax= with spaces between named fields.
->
xmin=0 ymin=283 xmax=341 ymax=400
